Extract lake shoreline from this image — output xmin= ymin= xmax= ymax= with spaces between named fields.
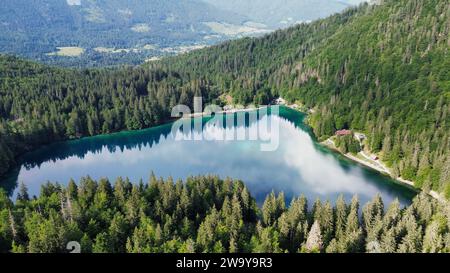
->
xmin=0 ymin=105 xmax=268 ymax=182
xmin=318 ymin=129 xmax=445 ymax=203
xmin=3 ymin=103 xmax=442 ymax=204
xmin=181 ymin=105 xmax=267 ymax=119
xmin=273 ymin=98 xmax=445 ymax=203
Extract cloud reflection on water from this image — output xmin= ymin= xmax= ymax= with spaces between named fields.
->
xmin=13 ymin=109 xmax=415 ymax=206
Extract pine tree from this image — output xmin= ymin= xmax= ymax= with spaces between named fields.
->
xmin=380 ymin=228 xmax=397 ymax=253
xmin=343 ymin=196 xmax=363 ymax=252
xmin=334 ymin=195 xmax=348 ymax=240
xmin=179 ymin=238 xmax=196 ymax=253
xmin=262 ymin=191 xmax=276 ymax=227
xmin=423 ymin=219 xmax=444 ymax=253
xmin=362 ymin=194 xmax=384 ymax=243
xmin=397 ymin=208 xmax=423 ymax=253
xmin=92 ymin=232 xmax=112 ymax=253
xmin=320 ymin=201 xmax=334 ymax=246
xmin=252 ymin=226 xmax=282 ymax=253
xmin=303 ymin=220 xmax=323 ymax=253
xmin=17 ymin=182 xmax=30 ymax=202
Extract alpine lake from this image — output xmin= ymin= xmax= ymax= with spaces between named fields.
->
xmin=1 ymin=106 xmax=417 ymax=206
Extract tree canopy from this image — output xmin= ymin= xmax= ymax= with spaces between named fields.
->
xmin=0 ymin=175 xmax=449 ymax=253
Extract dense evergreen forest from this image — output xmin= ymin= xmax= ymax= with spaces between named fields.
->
xmin=0 ymin=0 xmax=449 ymax=199
xmin=0 ymin=175 xmax=449 ymax=253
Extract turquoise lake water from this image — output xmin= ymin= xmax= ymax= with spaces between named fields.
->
xmin=1 ymin=106 xmax=417 ymax=205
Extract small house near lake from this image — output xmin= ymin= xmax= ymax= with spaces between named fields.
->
xmin=335 ymin=129 xmax=352 ymax=136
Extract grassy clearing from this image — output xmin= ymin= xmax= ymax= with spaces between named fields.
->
xmin=46 ymin=47 xmax=85 ymax=57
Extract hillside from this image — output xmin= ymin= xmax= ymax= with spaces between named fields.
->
xmin=0 ymin=0 xmax=372 ymax=67
xmin=154 ymin=0 xmax=450 ymax=194
xmin=0 ymin=0 xmax=248 ymax=67
xmin=0 ymin=0 xmax=449 ymax=197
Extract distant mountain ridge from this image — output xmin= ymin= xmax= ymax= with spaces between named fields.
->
xmin=203 ymin=0 xmax=367 ymax=28
xmin=0 ymin=0 xmax=248 ymax=66
xmin=0 ymin=0 xmax=367 ymax=66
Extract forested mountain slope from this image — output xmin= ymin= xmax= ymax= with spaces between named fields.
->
xmin=0 ymin=0 xmax=449 ymax=196
xmin=0 ymin=0 xmax=247 ymax=66
xmin=298 ymin=0 xmax=450 ymax=192
xmin=154 ymin=0 xmax=450 ymax=194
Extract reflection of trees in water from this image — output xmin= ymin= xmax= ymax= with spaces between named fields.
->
xmin=3 ymin=108 xmax=416 ymax=204
xmin=20 ymin=108 xmax=303 ymax=170
xmin=1 ymin=108 xmax=304 ymax=195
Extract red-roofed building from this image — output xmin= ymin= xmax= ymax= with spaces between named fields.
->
xmin=335 ymin=129 xmax=352 ymax=136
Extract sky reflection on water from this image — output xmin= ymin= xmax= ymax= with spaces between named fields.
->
xmin=5 ymin=108 xmax=417 ymax=206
